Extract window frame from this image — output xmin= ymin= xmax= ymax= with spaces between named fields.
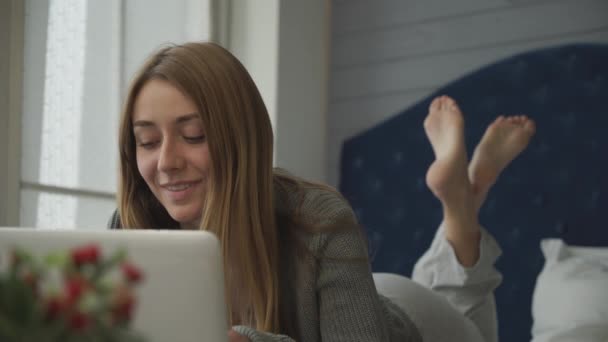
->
xmin=2 ymin=0 xmax=223 ymax=228
xmin=0 ymin=0 xmax=24 ymax=227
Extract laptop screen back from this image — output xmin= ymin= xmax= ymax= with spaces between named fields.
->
xmin=0 ymin=228 xmax=228 ymax=342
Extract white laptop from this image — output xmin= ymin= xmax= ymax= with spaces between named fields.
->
xmin=0 ymin=227 xmax=228 ymax=342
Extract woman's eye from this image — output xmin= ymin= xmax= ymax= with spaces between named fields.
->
xmin=137 ymin=141 xmax=158 ymax=149
xmin=184 ymin=135 xmax=206 ymax=143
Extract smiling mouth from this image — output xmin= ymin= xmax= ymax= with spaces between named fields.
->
xmin=161 ymin=181 xmax=201 ymax=192
xmin=165 ymin=183 xmax=194 ymax=191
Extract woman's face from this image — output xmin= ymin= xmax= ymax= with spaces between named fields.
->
xmin=132 ymin=79 xmax=210 ymax=229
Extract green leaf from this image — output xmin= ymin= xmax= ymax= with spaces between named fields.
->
xmin=45 ymin=252 xmax=70 ymax=268
xmin=0 ymin=312 xmax=18 ymax=341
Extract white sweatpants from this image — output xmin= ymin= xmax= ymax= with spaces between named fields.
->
xmin=373 ymin=225 xmax=503 ymax=342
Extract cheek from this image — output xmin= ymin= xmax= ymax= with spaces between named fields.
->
xmin=136 ymin=153 xmax=157 ymax=185
xmin=195 ymin=145 xmax=212 ymax=174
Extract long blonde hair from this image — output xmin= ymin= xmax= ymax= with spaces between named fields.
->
xmin=117 ymin=42 xmax=280 ymax=332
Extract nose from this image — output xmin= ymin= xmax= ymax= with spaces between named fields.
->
xmin=157 ymin=138 xmax=185 ymax=172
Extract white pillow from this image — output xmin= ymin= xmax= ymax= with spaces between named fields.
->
xmin=531 ymin=238 xmax=608 ymax=342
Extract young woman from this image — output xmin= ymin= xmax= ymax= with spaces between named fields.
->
xmin=108 ymin=42 xmax=535 ymax=342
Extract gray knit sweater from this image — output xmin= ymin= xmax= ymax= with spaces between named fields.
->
xmin=108 ymin=185 xmax=422 ymax=342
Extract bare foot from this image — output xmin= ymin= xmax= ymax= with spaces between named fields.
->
xmin=469 ymin=115 xmax=536 ymax=212
xmin=424 ymin=96 xmax=471 ymax=207
xmin=424 ymin=96 xmax=480 ymax=266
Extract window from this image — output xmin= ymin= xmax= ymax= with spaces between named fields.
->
xmin=20 ymin=0 xmax=212 ymax=229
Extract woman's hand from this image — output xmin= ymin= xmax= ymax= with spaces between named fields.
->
xmin=228 ymin=329 xmax=251 ymax=342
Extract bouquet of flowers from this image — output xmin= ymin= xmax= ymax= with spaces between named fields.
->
xmin=0 ymin=244 xmax=147 ymax=342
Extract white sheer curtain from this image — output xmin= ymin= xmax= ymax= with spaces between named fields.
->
xmin=36 ymin=0 xmax=87 ymax=228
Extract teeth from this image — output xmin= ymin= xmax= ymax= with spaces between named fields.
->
xmin=166 ymin=184 xmax=192 ymax=191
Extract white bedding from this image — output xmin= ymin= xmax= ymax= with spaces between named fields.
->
xmin=531 ymin=239 xmax=608 ymax=342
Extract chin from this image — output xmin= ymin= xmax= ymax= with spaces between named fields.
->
xmin=167 ymin=207 xmax=202 ymax=228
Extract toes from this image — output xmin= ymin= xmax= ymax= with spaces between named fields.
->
xmin=490 ymin=116 xmax=504 ymax=128
xmin=429 ymin=97 xmax=442 ymax=112
xmin=523 ymin=119 xmax=536 ymax=134
xmin=506 ymin=115 xmax=525 ymax=125
xmin=443 ymin=95 xmax=455 ymax=105
xmin=496 ymin=115 xmax=535 ymax=135
xmin=438 ymin=96 xmax=448 ymax=110
xmin=443 ymin=96 xmax=458 ymax=110
xmin=514 ymin=115 xmax=531 ymax=127
xmin=429 ymin=95 xmax=462 ymax=113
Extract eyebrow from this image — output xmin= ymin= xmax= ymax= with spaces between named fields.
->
xmin=175 ymin=113 xmax=201 ymax=124
xmin=133 ymin=113 xmax=201 ymax=128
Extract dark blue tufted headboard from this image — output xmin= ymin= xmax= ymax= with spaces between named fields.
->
xmin=339 ymin=44 xmax=608 ymax=342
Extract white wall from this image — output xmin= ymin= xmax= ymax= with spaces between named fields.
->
xmin=275 ymin=1 xmax=329 ymax=183
xmin=229 ymin=1 xmax=280 ymax=127
xmin=328 ymin=0 xmax=608 ymax=186
xmin=229 ymin=0 xmax=329 ymax=183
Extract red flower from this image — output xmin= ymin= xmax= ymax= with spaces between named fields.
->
xmin=68 ymin=310 xmax=91 ymax=331
xmin=111 ymin=286 xmax=136 ymax=323
xmin=64 ymin=276 xmax=89 ymax=305
xmin=5 ymin=245 xmax=148 ymax=334
xmin=44 ymin=296 xmax=66 ymax=321
xmin=121 ymin=262 xmax=144 ymax=284
xmin=71 ymin=244 xmax=100 ymax=267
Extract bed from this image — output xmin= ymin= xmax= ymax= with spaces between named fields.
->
xmin=339 ymin=43 xmax=608 ymax=341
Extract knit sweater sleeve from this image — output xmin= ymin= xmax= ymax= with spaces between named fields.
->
xmin=306 ymin=189 xmax=419 ymax=342
xmin=233 ymin=198 xmax=393 ymax=342
xmin=231 ymin=326 xmax=295 ymax=342
xmin=313 ymin=219 xmax=392 ymax=341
